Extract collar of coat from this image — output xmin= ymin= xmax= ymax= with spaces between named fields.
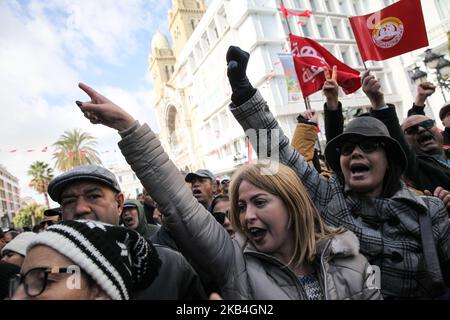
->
xmin=341 ymin=179 xmax=429 ymax=214
xmin=237 ymin=230 xmax=361 ymax=264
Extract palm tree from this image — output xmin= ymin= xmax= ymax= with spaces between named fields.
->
xmin=13 ymin=203 xmax=45 ymax=227
xmin=27 ymin=161 xmax=54 ymax=208
xmin=53 ymin=129 xmax=102 ymax=172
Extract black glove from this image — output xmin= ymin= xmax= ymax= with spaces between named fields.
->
xmin=226 ymin=46 xmax=256 ymax=106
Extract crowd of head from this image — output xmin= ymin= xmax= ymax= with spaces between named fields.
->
xmin=1 ymin=46 xmax=449 ymax=300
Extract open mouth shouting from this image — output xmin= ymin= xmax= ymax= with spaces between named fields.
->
xmin=417 ymin=132 xmax=435 ymax=148
xmin=248 ymin=227 xmax=267 ymax=243
xmin=123 ymin=215 xmax=134 ymax=227
xmin=349 ymin=162 xmax=370 ymax=180
xmin=193 ymin=189 xmax=203 ymax=199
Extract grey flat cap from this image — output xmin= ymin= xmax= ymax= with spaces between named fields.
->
xmin=48 ymin=165 xmax=121 ymax=202
xmin=185 ymin=169 xmax=216 ymax=183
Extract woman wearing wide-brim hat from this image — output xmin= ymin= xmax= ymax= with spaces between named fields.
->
xmin=226 ymin=48 xmax=450 ymax=299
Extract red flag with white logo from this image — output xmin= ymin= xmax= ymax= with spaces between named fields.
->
xmin=289 ymin=34 xmax=361 ymax=98
xmin=349 ymin=0 xmax=428 ymax=62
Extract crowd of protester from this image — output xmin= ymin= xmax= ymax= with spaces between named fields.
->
xmin=1 ymin=46 xmax=449 ymax=300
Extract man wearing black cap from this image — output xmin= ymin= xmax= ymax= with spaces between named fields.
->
xmin=185 ymin=169 xmax=217 ymax=209
xmin=39 ymin=207 xmax=62 ymax=230
xmin=47 ymin=164 xmax=206 ymax=300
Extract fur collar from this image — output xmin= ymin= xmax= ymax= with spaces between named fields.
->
xmin=319 ymin=230 xmax=360 ymax=258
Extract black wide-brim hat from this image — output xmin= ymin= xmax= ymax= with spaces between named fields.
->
xmin=325 ymin=116 xmax=407 ymax=173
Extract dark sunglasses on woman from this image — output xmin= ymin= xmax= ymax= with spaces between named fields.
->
xmin=212 ymin=211 xmax=229 ymax=225
xmin=337 ymin=141 xmax=385 ymax=156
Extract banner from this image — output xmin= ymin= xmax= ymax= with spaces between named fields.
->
xmin=289 ymin=34 xmax=361 ymax=98
xmin=349 ymin=0 xmax=428 ymax=61
xmin=277 ymin=53 xmax=303 ymax=103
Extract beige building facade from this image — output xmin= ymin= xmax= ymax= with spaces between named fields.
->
xmin=0 ymin=164 xmax=21 ymax=228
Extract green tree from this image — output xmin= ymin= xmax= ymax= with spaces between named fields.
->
xmin=27 ymin=161 xmax=54 ymax=208
xmin=53 ymin=128 xmax=102 ymax=171
xmin=12 ymin=203 xmax=45 ymax=228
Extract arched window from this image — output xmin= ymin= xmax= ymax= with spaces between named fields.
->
xmin=191 ymin=19 xmax=196 ymax=31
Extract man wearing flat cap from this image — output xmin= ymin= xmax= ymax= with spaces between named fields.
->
xmin=48 ymin=164 xmax=124 ymax=225
xmin=185 ymin=169 xmax=217 ymax=209
xmin=46 ymin=164 xmax=206 ymax=300
xmin=39 ymin=207 xmax=62 ymax=230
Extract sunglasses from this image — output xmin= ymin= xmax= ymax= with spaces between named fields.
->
xmin=9 ymin=266 xmax=77 ymax=298
xmin=337 ymin=141 xmax=385 ymax=156
xmin=212 ymin=211 xmax=229 ymax=225
xmin=221 ymin=180 xmax=230 ymax=185
xmin=403 ymin=119 xmax=435 ymax=135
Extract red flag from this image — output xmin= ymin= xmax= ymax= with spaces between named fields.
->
xmin=289 ymin=34 xmax=361 ymax=98
xmin=280 ymin=4 xmax=312 ymax=18
xmin=349 ymin=0 xmax=428 ymax=62
xmin=280 ymin=3 xmax=288 ymax=17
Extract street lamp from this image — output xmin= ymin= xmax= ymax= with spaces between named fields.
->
xmin=410 ymin=48 xmax=450 ymax=102
xmin=423 ymin=48 xmax=440 ymax=69
xmin=411 ymin=66 xmax=428 ymax=84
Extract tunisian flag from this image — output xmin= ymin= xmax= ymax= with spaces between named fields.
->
xmin=349 ymin=0 xmax=428 ymax=62
xmin=289 ymin=34 xmax=361 ymax=98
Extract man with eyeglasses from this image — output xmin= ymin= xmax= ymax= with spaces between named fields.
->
xmin=360 ymin=72 xmax=450 ymax=207
xmin=407 ymin=82 xmax=450 ymax=147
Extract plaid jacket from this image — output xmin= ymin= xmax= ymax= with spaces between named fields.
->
xmin=230 ymin=91 xmax=450 ymax=299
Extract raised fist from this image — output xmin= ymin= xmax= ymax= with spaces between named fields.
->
xmin=226 ymin=46 xmax=250 ymax=86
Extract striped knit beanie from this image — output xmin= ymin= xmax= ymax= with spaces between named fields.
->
xmin=27 ymin=220 xmax=162 ymax=300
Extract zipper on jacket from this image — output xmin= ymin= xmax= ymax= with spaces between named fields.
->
xmin=319 ymin=239 xmax=332 ymax=300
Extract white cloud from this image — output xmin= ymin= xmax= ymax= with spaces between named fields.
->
xmin=0 ymin=1 xmax=164 ymax=206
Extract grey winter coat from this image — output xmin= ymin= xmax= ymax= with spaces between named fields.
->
xmin=230 ymin=90 xmax=450 ymax=299
xmin=117 ymin=121 xmax=381 ymax=300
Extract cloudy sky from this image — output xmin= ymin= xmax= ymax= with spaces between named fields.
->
xmin=0 ymin=0 xmax=173 ymax=205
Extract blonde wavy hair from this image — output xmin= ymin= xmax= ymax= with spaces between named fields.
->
xmin=229 ymin=161 xmax=343 ymax=268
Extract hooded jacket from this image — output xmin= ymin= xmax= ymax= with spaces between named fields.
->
xmin=123 ymin=199 xmax=159 ymax=240
xmin=116 ymin=121 xmax=381 ymax=300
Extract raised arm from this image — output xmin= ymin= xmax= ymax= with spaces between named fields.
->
xmin=76 ymin=83 xmax=239 ymax=285
xmin=407 ymin=82 xmax=436 ymax=117
xmin=323 ymin=66 xmax=344 ymax=143
xmin=226 ymin=47 xmax=333 ymax=210
xmin=361 ymin=73 xmax=443 ymax=193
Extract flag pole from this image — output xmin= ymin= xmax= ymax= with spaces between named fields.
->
xmin=280 ymin=0 xmax=311 ymax=110
xmin=280 ymin=0 xmax=292 ymax=34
